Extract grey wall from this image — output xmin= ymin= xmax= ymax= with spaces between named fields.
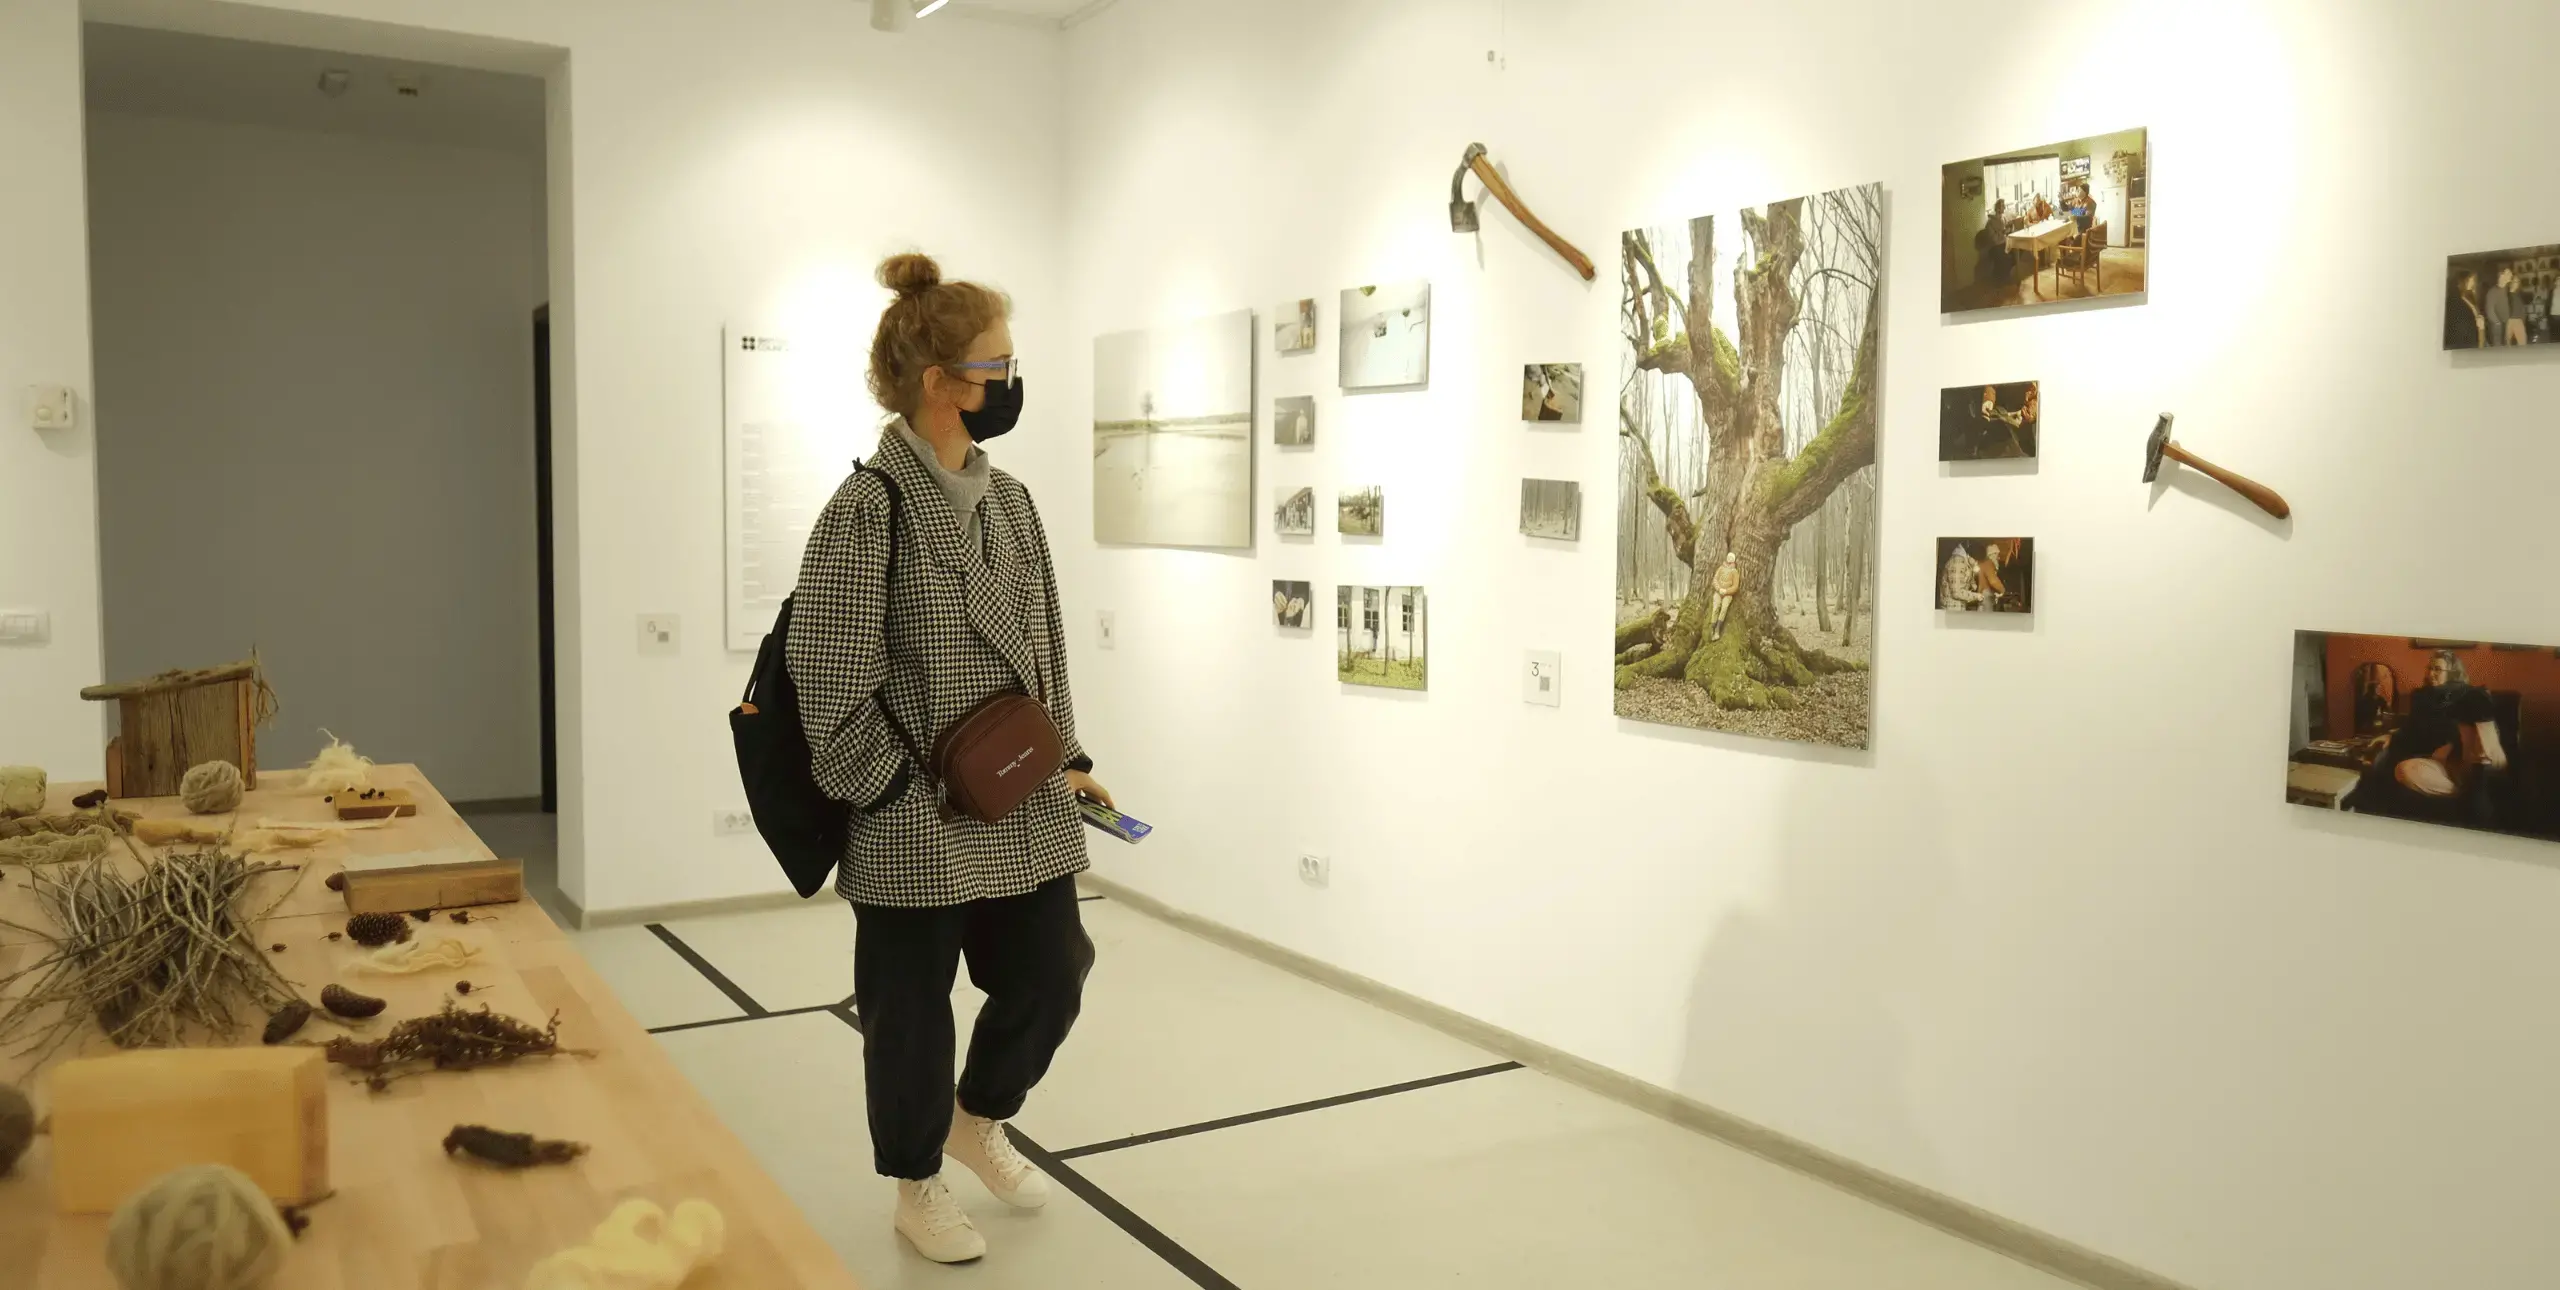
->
xmin=87 ymin=109 xmax=545 ymax=800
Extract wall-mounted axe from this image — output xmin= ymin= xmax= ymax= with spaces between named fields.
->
xmin=2143 ymin=414 xmax=2290 ymax=520
xmin=1450 ymin=143 xmax=1595 ymax=281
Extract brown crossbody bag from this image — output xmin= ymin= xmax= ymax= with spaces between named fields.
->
xmin=858 ymin=463 xmax=1066 ymax=825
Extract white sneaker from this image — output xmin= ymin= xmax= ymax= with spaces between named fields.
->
xmin=945 ymin=1100 xmax=1051 ymax=1209
xmin=894 ymin=1174 xmax=986 ymax=1263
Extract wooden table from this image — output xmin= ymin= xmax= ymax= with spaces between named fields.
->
xmin=2007 ymin=215 xmax=2080 ymax=300
xmin=0 ymin=766 xmax=861 ymax=1290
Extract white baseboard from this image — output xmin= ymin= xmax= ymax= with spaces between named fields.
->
xmin=1079 ymin=874 xmax=2194 ymax=1290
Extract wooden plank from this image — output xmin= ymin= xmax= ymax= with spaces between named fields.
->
xmin=108 ymin=683 xmax=252 ymax=799
xmin=77 ymin=659 xmax=256 ymax=700
xmin=341 ymin=854 xmax=525 ymax=915
xmin=334 ymin=788 xmax=419 ymax=821
xmin=0 ymin=767 xmax=866 ymax=1289
xmin=49 ymin=1047 xmax=329 ymax=1213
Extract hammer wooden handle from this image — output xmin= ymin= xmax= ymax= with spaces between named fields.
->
xmin=2163 ymin=442 xmax=2291 ymax=519
xmin=1468 ymin=154 xmax=1596 ymax=281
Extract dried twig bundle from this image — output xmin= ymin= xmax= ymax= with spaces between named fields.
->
xmin=326 ymin=1004 xmax=588 ymax=1090
xmin=442 ymin=1124 xmax=590 ymax=1169
xmin=0 ymin=846 xmax=302 ymax=1060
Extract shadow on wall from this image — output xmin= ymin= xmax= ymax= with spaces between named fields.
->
xmin=1673 ymin=763 xmax=1952 ymax=1189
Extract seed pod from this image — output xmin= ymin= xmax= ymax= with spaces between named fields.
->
xmin=263 ymin=1000 xmax=314 ymax=1045
xmin=442 ymin=1124 xmax=589 ymax=1169
xmin=454 ymin=981 xmax=474 ymax=996
xmin=324 ymin=872 xmax=346 ymax=892
xmin=409 ymin=909 xmax=435 ymax=923
xmin=320 ymin=983 xmax=386 ymax=1019
xmin=346 ymin=912 xmax=411 ymax=947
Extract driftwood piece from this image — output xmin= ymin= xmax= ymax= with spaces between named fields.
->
xmin=79 ymin=659 xmax=259 ymax=701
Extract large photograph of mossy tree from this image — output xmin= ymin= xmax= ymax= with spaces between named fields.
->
xmin=1615 ymin=183 xmax=1884 ymax=749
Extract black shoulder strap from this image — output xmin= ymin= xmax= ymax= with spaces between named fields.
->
xmin=853 ymin=460 xmax=929 ymax=780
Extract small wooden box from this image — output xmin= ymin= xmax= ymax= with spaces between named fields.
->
xmin=334 ymin=788 xmax=418 ymax=821
xmin=340 ymin=847 xmax=525 ymax=915
xmin=50 ymin=1047 xmax=330 ymax=1213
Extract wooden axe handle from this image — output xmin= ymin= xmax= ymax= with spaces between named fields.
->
xmin=1467 ymin=154 xmax=1596 ymax=281
xmin=2163 ymin=443 xmax=2291 ymax=519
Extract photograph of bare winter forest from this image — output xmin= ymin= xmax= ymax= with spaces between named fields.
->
xmin=1520 ymin=478 xmax=1581 ymax=541
xmin=1615 ymin=183 xmax=1885 ymax=749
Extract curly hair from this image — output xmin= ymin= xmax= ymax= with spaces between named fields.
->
xmin=867 ymin=252 xmax=1010 ymax=420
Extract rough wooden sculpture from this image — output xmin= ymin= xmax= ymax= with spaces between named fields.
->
xmin=81 ymin=657 xmax=276 ymax=799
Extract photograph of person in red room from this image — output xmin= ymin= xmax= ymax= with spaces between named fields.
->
xmin=2287 ymin=632 xmax=2560 ymax=842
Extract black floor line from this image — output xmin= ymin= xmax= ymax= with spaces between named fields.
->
xmin=820 ymin=1007 xmax=1236 ymax=1287
xmin=646 ymin=1000 xmax=847 ymax=1036
xmin=1077 ymin=894 xmax=1106 ymax=903
xmin=1054 ymin=1061 xmax=1525 ymax=1161
xmin=1008 ymin=1126 xmax=1243 ymax=1290
xmin=646 ymin=922 xmax=768 ymax=1018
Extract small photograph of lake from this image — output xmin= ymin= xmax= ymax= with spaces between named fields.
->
xmin=1339 ymin=280 xmax=1430 ymax=391
xmin=1092 ymin=307 xmax=1255 ymax=548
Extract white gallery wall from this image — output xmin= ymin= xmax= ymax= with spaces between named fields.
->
xmin=1058 ymin=3 xmax=2560 ymax=1290
xmin=87 ymin=109 xmax=546 ymax=803
xmin=0 ymin=3 xmax=108 ymax=777
xmin=0 ymin=0 xmax=1073 ymax=912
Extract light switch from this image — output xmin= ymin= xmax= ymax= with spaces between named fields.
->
xmin=1524 ymin=649 xmax=1562 ymax=707
xmin=638 ymin=613 xmax=680 ymax=657
xmin=1097 ymin=611 xmax=1117 ymax=651
xmin=0 ymin=610 xmax=50 ymax=644
xmin=27 ymin=386 xmax=75 ymax=432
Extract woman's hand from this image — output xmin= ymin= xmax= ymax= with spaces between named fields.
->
xmin=1064 ymin=769 xmax=1114 ymax=809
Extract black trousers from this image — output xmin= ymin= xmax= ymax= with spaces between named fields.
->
xmin=852 ymin=874 xmax=1094 ymax=1180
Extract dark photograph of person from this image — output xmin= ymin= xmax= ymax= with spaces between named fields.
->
xmin=1938 ymin=381 xmax=2039 ymax=460
xmin=1934 ymin=538 xmax=2033 ymax=613
xmin=2443 ymin=243 xmax=2560 ymax=349
xmin=2286 ymin=632 xmax=2560 ymax=843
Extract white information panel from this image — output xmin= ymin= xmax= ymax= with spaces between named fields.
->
xmin=724 ymin=326 xmax=869 ymax=652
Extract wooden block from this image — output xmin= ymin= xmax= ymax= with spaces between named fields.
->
xmin=341 ymin=848 xmax=525 ymax=915
xmin=334 ymin=788 xmax=418 ymax=821
xmin=103 ymin=735 xmax=125 ymax=798
xmin=50 ymin=1047 xmax=329 ymax=1213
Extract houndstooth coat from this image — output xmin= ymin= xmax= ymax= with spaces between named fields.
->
xmin=787 ymin=423 xmax=1092 ymax=907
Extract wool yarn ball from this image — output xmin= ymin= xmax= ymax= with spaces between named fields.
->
xmin=179 ymin=761 xmax=246 ymax=815
xmin=105 ymin=1163 xmax=293 ymax=1290
xmin=0 ymin=765 xmax=45 ymax=818
xmin=0 ymin=1082 xmax=34 ymax=1175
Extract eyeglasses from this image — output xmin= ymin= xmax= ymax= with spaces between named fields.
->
xmin=946 ymin=357 xmax=1022 ymax=387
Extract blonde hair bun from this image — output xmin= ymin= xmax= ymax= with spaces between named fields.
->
xmin=878 ymin=253 xmax=943 ymax=298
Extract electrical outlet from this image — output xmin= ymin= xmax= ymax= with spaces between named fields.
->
xmin=1524 ymin=649 xmax=1562 ymax=707
xmin=26 ymin=385 xmax=74 ymax=432
xmin=1297 ymin=853 xmax=1330 ymax=888
xmin=712 ymin=808 xmax=756 ymax=837
xmin=638 ymin=613 xmax=680 ymax=656
xmin=1097 ymin=610 xmax=1117 ymax=650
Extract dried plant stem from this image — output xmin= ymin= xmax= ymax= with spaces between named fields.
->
xmin=0 ymin=846 xmax=303 ymax=1062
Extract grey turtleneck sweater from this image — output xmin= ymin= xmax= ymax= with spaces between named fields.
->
xmin=896 ymin=421 xmax=990 ymax=556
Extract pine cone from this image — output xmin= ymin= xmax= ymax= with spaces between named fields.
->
xmin=346 ymin=912 xmax=412 ymax=947
xmin=320 ymin=984 xmax=386 ymax=1019
xmin=263 ymin=1000 xmax=314 ymax=1045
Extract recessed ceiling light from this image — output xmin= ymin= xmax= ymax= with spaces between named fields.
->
xmin=317 ymin=69 xmax=351 ymax=98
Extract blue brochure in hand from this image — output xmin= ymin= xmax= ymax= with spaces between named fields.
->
xmin=1077 ymin=797 xmax=1151 ymax=844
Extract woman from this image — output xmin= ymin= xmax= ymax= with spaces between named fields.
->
xmin=2500 ymin=267 xmax=2531 ymax=346
xmin=789 ymin=252 xmax=1111 ymax=1265
xmin=2351 ymin=650 xmax=2508 ymax=829
xmin=2446 ymin=270 xmax=2487 ymax=349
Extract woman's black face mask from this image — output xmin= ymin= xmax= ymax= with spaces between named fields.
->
xmin=961 ymin=376 xmax=1024 ymax=442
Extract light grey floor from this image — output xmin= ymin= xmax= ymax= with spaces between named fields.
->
xmin=454 ymin=810 xmax=2084 ymax=1289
